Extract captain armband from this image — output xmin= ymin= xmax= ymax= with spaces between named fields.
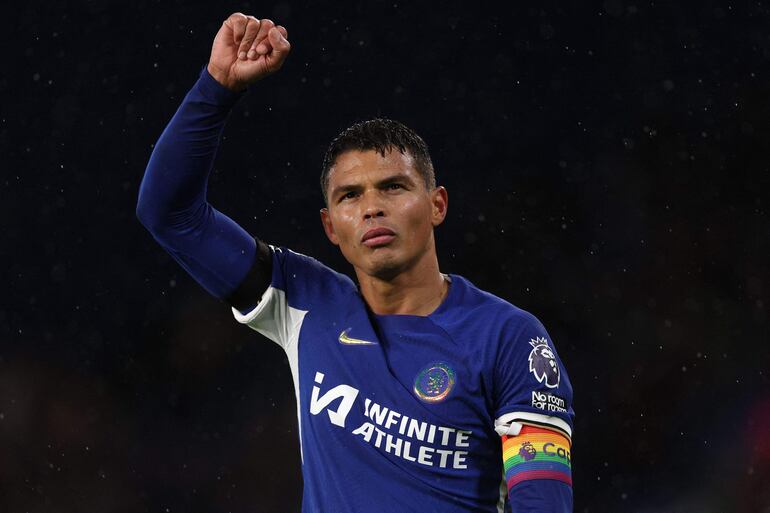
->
xmin=501 ymin=424 xmax=572 ymax=491
xmin=225 ymin=239 xmax=273 ymax=311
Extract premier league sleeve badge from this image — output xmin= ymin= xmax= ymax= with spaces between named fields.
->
xmin=527 ymin=337 xmax=560 ymax=389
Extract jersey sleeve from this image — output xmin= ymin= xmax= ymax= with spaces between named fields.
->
xmin=500 ymin=425 xmax=573 ymax=509
xmin=230 ymin=244 xmax=350 ymax=350
xmin=493 ymin=312 xmax=575 ymax=505
xmin=493 ymin=311 xmax=574 ymax=441
xmin=504 ymin=478 xmax=573 ymax=512
xmin=136 ymin=65 xmax=255 ymax=301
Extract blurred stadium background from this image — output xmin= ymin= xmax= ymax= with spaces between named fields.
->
xmin=2 ymin=1 xmax=769 ymax=511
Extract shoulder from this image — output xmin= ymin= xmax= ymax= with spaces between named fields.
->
xmin=445 ymin=274 xmax=543 ymax=332
xmin=269 ymin=245 xmax=357 ymax=309
xmin=272 ymin=245 xmax=353 ymax=285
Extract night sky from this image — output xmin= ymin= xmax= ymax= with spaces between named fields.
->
xmin=3 ymin=1 xmax=769 ymax=512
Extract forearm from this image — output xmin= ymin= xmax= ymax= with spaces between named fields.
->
xmin=136 ymin=65 xmax=242 ymax=227
xmin=136 ymin=65 xmax=257 ymax=301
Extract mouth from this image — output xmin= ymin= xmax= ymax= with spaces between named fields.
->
xmin=361 ymin=227 xmax=396 ymax=248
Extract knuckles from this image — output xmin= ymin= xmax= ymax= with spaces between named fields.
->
xmin=226 ymin=12 xmax=246 ymax=25
xmin=217 ymin=13 xmax=290 ymax=76
xmin=224 ymin=14 xmax=279 ymax=33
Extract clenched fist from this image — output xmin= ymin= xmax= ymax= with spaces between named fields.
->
xmin=207 ymin=13 xmax=291 ymax=92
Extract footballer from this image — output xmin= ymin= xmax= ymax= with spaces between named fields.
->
xmin=137 ymin=12 xmax=575 ymax=512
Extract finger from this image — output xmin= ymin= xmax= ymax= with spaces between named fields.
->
xmin=252 ymin=18 xmax=276 ymax=55
xmin=226 ymin=12 xmax=249 ymax=47
xmin=237 ymin=16 xmax=261 ymax=60
xmin=266 ymin=26 xmax=291 ymax=65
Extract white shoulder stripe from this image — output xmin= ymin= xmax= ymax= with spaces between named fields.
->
xmin=231 ymin=285 xmax=278 ymax=325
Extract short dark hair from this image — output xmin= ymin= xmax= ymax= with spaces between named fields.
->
xmin=320 ymin=118 xmax=436 ymax=205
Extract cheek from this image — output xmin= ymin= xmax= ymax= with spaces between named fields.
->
xmin=331 ymin=210 xmax=358 ymax=243
xmin=402 ymin=198 xmax=434 ymax=235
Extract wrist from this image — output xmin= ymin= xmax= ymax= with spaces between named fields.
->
xmin=198 ymin=65 xmax=245 ymax=107
xmin=206 ymin=63 xmax=246 ymax=92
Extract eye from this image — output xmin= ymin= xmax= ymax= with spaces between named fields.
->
xmin=339 ymin=191 xmax=358 ymax=202
xmin=386 ymin=183 xmax=403 ymax=190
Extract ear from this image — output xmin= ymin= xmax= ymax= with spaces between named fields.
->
xmin=430 ymin=186 xmax=448 ymax=227
xmin=320 ymin=207 xmax=340 ymax=245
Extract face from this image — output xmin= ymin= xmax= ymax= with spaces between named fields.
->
xmin=320 ymin=148 xmax=448 ymax=280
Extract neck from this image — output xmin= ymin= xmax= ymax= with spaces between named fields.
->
xmin=356 ymin=250 xmax=448 ymax=316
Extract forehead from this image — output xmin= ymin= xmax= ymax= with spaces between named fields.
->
xmin=327 ymin=148 xmax=419 ymax=186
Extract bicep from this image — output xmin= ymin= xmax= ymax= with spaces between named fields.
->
xmin=227 ymin=238 xmax=273 ymax=313
xmin=149 ymin=203 xmax=268 ymax=304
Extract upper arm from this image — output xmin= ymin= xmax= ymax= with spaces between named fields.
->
xmin=142 ymin=202 xmax=266 ymax=304
xmin=492 ymin=310 xmax=575 ymax=511
xmin=227 ymin=238 xmax=273 ymax=313
xmin=493 ymin=310 xmax=574 ymax=440
xmin=230 ymin=245 xmax=353 ymax=349
xmin=501 ymin=426 xmax=573 ymax=512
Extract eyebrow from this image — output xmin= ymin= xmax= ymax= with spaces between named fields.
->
xmin=330 ymin=173 xmax=416 ymax=201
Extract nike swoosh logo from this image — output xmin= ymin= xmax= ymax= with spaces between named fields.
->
xmin=338 ymin=329 xmax=378 ymax=346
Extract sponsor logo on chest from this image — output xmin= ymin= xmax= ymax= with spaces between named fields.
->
xmin=309 ymin=371 xmax=473 ymax=470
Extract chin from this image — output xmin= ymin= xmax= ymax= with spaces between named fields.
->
xmin=364 ymin=251 xmax=414 ymax=281
xmin=369 ymin=263 xmax=403 ymax=281
xmin=352 ymin=250 xmax=396 ymax=279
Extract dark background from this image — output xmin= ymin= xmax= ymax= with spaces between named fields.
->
xmin=3 ymin=0 xmax=769 ymax=511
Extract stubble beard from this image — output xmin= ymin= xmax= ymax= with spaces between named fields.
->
xmin=363 ymin=248 xmax=404 ymax=282
xmin=363 ymin=240 xmax=429 ymax=282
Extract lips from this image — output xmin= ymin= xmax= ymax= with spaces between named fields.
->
xmin=361 ymin=227 xmax=396 ymax=247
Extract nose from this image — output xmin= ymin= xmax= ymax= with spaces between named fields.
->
xmin=361 ymin=191 xmax=385 ymax=220
xmin=363 ymin=206 xmax=385 ymax=220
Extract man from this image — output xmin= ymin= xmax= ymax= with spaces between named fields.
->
xmin=137 ymin=12 xmax=575 ymax=513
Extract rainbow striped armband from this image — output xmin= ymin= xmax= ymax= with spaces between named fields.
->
xmin=502 ymin=424 xmax=572 ymax=490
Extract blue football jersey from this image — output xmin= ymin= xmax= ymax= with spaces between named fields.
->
xmin=232 ymin=246 xmax=575 ymax=512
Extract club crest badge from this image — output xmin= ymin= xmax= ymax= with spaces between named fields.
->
xmin=413 ymin=361 xmax=456 ymax=403
xmin=528 ymin=336 xmax=560 ymax=389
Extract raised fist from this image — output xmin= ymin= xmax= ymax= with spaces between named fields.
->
xmin=207 ymin=13 xmax=291 ymax=91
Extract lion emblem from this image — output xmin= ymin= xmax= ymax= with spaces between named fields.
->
xmin=519 ymin=441 xmax=537 ymax=461
xmin=528 ymin=337 xmax=560 ymax=389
